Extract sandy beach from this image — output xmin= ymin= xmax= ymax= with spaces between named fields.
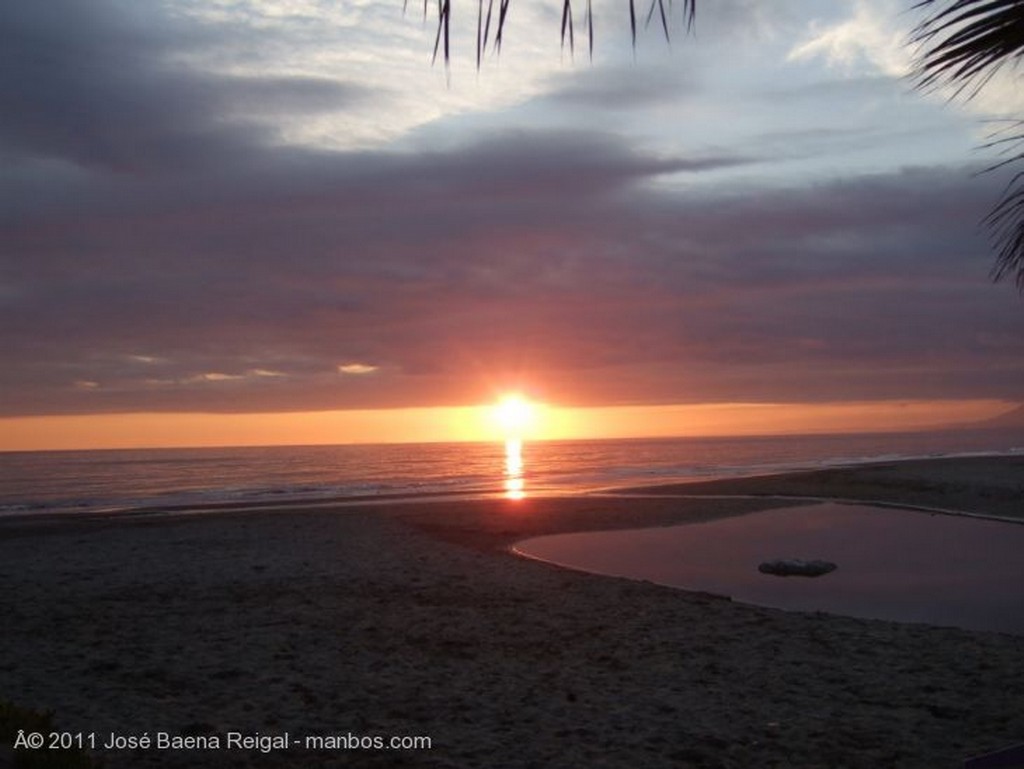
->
xmin=1 ymin=456 xmax=1022 ymax=768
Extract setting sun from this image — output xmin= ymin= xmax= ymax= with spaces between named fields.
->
xmin=490 ymin=394 xmax=539 ymax=439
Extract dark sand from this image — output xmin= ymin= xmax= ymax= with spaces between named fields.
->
xmin=1 ymin=456 xmax=1022 ymax=768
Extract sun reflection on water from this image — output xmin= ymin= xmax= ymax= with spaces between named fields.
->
xmin=504 ymin=438 xmax=526 ymax=500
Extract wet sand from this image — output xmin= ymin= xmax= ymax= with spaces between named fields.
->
xmin=0 ymin=456 xmax=1022 ymax=768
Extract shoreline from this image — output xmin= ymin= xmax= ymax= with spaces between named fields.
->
xmin=3 ymin=450 xmax=1022 ymax=527
xmin=3 ymin=444 xmax=1022 ymax=523
xmin=1 ymin=455 xmax=1022 ymax=767
xmin=610 ymin=454 xmax=1024 ymax=518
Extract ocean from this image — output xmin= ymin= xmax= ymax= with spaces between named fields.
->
xmin=1 ymin=427 xmax=1021 ymax=517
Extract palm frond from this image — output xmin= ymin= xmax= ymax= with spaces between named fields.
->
xmin=629 ymin=0 xmax=637 ymax=51
xmin=643 ymin=0 xmax=670 ymax=43
xmin=912 ymin=0 xmax=1024 ymax=98
xmin=481 ymin=0 xmax=495 ymax=58
xmin=983 ymin=124 xmax=1024 ymax=288
xmin=494 ymin=0 xmax=511 ymax=54
xmin=431 ymin=0 xmax=450 ymax=65
xmin=915 ymin=0 xmax=1024 ymax=289
xmin=586 ymin=0 xmax=593 ymax=59
xmin=986 ymin=181 xmax=1024 ymax=287
xmin=424 ymin=0 xmax=695 ymax=66
xmin=561 ymin=0 xmax=575 ymax=55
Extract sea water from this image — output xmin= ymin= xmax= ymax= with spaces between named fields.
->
xmin=0 ymin=427 xmax=1020 ymax=516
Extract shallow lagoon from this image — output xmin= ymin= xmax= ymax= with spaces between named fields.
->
xmin=515 ymin=502 xmax=1024 ymax=635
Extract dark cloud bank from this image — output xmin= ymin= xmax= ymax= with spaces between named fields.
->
xmin=1 ymin=0 xmax=1020 ymax=417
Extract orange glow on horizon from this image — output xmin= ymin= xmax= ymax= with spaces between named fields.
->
xmin=0 ymin=398 xmax=1014 ymax=452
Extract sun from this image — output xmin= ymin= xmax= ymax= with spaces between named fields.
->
xmin=490 ymin=393 xmax=538 ymax=438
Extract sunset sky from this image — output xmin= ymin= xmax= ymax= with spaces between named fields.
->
xmin=2 ymin=0 xmax=1022 ymax=449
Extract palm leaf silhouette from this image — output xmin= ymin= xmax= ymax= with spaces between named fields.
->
xmin=445 ymin=0 xmax=695 ymax=69
xmin=914 ymin=0 xmax=1024 ymax=288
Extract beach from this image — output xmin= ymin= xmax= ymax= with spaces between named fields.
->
xmin=1 ymin=456 xmax=1022 ymax=768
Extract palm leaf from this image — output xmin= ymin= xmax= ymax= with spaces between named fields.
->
xmin=914 ymin=0 xmax=1024 ymax=288
xmin=482 ymin=0 xmax=496 ymax=57
xmin=431 ymin=0 xmax=450 ymax=64
xmin=629 ymin=0 xmax=637 ymax=49
xmin=425 ymin=0 xmax=695 ymax=63
xmin=494 ymin=0 xmax=511 ymax=53
xmin=912 ymin=0 xmax=1024 ymax=98
xmin=643 ymin=0 xmax=670 ymax=42
xmin=561 ymin=0 xmax=575 ymax=54
xmin=586 ymin=0 xmax=593 ymax=59
xmin=987 ymin=186 xmax=1024 ymax=288
xmin=982 ymin=124 xmax=1024 ymax=287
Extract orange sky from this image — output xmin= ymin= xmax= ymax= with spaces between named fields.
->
xmin=0 ymin=398 xmax=1013 ymax=452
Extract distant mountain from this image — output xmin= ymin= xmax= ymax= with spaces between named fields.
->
xmin=975 ymin=404 xmax=1024 ymax=429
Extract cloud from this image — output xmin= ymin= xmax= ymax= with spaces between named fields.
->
xmin=338 ymin=363 xmax=379 ymax=375
xmin=1 ymin=0 xmax=1021 ymax=419
xmin=2 ymin=129 xmax=1021 ymax=416
xmin=787 ymin=0 xmax=1024 ymax=118
xmin=190 ymin=373 xmax=244 ymax=382
xmin=0 ymin=0 xmax=376 ymax=174
xmin=1 ymin=116 xmax=761 ymax=413
xmin=787 ymin=0 xmax=912 ymax=78
xmin=539 ymin=66 xmax=698 ymax=110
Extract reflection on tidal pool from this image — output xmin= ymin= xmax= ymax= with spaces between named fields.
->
xmin=515 ymin=503 xmax=1024 ymax=634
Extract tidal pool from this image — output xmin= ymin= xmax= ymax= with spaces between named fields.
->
xmin=514 ymin=502 xmax=1024 ymax=635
